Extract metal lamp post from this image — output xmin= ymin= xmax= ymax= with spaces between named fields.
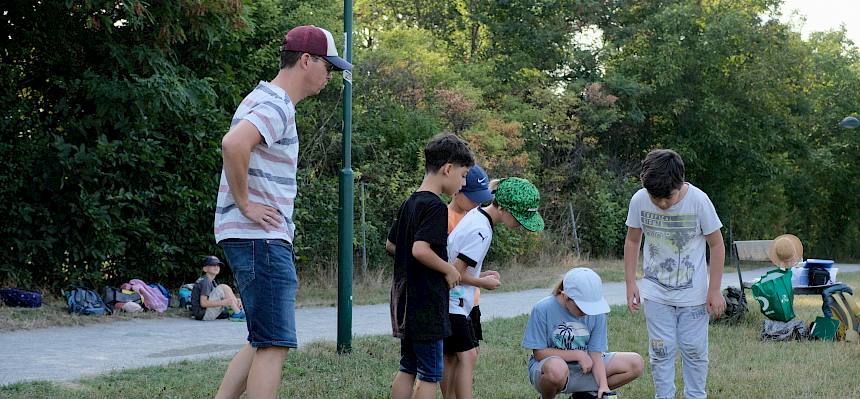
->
xmin=337 ymin=0 xmax=354 ymax=354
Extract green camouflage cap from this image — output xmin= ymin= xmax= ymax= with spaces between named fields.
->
xmin=494 ymin=177 xmax=544 ymax=232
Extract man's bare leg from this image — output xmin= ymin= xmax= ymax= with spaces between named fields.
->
xmin=215 ymin=343 xmax=255 ymax=399
xmin=245 ymin=346 xmax=290 ymax=399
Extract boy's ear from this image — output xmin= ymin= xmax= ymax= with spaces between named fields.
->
xmin=440 ymin=163 xmax=453 ymax=175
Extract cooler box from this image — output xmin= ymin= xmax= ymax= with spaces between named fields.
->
xmin=790 ymin=266 xmax=808 ymax=286
xmin=804 ymin=259 xmax=834 ymax=268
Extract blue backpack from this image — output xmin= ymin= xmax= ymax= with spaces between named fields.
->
xmin=148 ymin=283 xmax=172 ymax=307
xmin=0 ymin=288 xmax=42 ymax=308
xmin=178 ymin=283 xmax=194 ymax=310
xmin=66 ymin=287 xmax=111 ymax=315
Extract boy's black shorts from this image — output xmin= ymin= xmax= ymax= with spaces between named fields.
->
xmin=469 ymin=305 xmax=483 ymax=341
xmin=443 ymin=314 xmax=479 ymax=354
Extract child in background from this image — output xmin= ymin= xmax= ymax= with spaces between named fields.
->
xmin=191 ymin=256 xmax=245 ymax=322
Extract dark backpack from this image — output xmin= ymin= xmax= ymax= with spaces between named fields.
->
xmin=712 ymin=286 xmax=747 ymax=324
xmin=0 ymin=288 xmax=42 ymax=308
xmin=808 ymin=266 xmax=830 ymax=286
xmin=67 ymin=287 xmax=111 ymax=315
xmin=101 ymin=286 xmax=142 ymax=307
xmin=190 ymin=282 xmax=204 ymax=320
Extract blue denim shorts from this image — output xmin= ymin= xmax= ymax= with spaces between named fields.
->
xmin=220 ymin=238 xmax=298 ymax=348
xmin=399 ymin=337 xmax=444 ymax=382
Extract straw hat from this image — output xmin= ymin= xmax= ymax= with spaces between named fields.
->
xmin=768 ymin=234 xmax=803 ymax=268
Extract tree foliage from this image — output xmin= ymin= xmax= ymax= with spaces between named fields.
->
xmin=2 ymin=0 xmax=859 ymax=288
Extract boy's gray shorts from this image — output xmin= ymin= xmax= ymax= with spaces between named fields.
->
xmin=528 ymin=352 xmax=616 ymax=394
xmin=203 ymin=285 xmax=226 ymax=321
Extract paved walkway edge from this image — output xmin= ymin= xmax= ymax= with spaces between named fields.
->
xmin=1 ymin=264 xmax=857 ymax=385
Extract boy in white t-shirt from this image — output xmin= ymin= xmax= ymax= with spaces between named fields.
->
xmin=441 ymin=177 xmax=545 ymax=399
xmin=623 ymin=149 xmax=726 ymax=399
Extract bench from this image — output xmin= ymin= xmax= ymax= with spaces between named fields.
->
xmin=733 ymin=239 xmax=839 ymax=293
xmin=732 ymin=240 xmax=773 ymax=292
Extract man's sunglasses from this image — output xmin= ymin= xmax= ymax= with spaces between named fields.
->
xmin=310 ymin=55 xmax=334 ymax=73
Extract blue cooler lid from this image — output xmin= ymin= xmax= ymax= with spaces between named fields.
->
xmin=804 ymin=259 xmax=834 ymax=269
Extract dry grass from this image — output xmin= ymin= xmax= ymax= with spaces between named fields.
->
xmin=0 ymin=252 xmax=627 ymax=331
xmin=0 ymin=290 xmax=189 ymax=332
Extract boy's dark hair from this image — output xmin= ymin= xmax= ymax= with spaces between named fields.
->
xmin=280 ymin=50 xmax=302 ymax=69
xmin=424 ymin=133 xmax=475 ymax=173
xmin=640 ymin=149 xmax=685 ymax=198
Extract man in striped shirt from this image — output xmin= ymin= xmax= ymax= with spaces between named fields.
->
xmin=213 ymin=25 xmax=351 ymax=399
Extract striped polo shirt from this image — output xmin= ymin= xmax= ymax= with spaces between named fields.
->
xmin=214 ymin=81 xmax=298 ymax=243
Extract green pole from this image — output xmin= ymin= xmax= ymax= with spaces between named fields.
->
xmin=337 ymin=0 xmax=354 ymax=355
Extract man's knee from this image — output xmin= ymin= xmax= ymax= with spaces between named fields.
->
xmin=540 ymin=357 xmax=569 ymax=388
xmin=257 ymin=346 xmax=290 ymax=361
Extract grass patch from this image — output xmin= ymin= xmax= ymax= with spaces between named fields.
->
xmin=6 ymin=273 xmax=860 ymax=398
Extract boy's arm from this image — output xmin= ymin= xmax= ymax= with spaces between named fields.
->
xmin=412 ymin=241 xmax=460 ymax=288
xmin=624 ymin=227 xmax=643 ymax=312
xmin=453 ymin=258 xmax=500 ymax=290
xmin=199 ymin=295 xmax=226 ymax=308
xmin=222 ymin=120 xmax=282 ymax=231
xmin=385 ymin=239 xmax=396 ymax=255
xmin=532 ymin=348 xmax=589 ymax=363
xmin=705 ymin=229 xmax=726 ymax=317
xmin=589 ymin=351 xmax=609 ymax=396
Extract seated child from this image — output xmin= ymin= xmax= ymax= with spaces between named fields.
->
xmin=191 ymin=256 xmax=245 ymax=321
xmin=523 ymin=268 xmax=643 ymax=399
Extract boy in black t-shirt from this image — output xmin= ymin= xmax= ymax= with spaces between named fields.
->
xmin=386 ymin=133 xmax=475 ymax=399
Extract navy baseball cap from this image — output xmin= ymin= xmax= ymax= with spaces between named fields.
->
xmin=202 ymin=256 xmax=224 ymax=267
xmin=460 ymin=165 xmax=494 ymax=205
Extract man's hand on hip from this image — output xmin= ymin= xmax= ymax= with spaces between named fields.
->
xmin=241 ymin=202 xmax=283 ymax=232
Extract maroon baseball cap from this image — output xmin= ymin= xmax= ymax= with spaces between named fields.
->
xmin=282 ymin=25 xmax=352 ymax=71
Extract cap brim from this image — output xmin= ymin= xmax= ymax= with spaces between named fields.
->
xmin=463 ymin=189 xmax=494 ymax=205
xmin=576 ymin=298 xmax=611 ymax=315
xmin=514 ymin=211 xmax=545 ymax=232
xmin=326 ymin=56 xmax=352 ymax=71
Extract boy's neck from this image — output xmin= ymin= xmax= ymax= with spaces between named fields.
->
xmin=448 ymin=199 xmax=469 ymax=213
xmin=417 ymin=173 xmax=445 ymax=195
xmin=482 ymin=204 xmax=502 ymax=223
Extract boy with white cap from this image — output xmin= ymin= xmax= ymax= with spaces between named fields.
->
xmin=523 ymin=268 xmax=643 ymax=399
